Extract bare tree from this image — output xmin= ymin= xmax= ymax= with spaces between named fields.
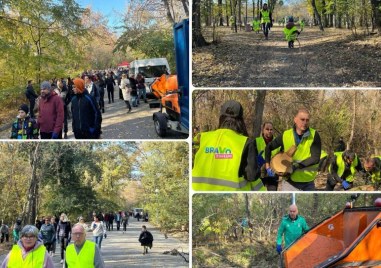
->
xmin=193 ymin=0 xmax=208 ymax=46
xmin=252 ymin=90 xmax=266 ymax=138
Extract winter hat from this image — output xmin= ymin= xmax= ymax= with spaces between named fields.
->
xmin=40 ymin=81 xmax=51 ymax=90
xmin=73 ymin=78 xmax=85 ymax=93
xmin=20 ymin=225 xmax=39 ymax=238
xmin=18 ymin=104 xmax=29 ymax=114
xmin=220 ymin=100 xmax=243 ymax=119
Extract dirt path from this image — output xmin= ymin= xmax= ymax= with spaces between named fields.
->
xmin=0 ymin=218 xmax=189 ymax=267
xmin=192 ymin=26 xmax=381 ymax=87
xmin=0 ymin=94 xmax=187 ymax=139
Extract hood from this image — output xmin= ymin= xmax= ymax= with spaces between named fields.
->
xmin=286 ymin=22 xmax=295 ymax=29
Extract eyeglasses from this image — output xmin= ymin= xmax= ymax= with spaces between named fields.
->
xmin=72 ymin=232 xmax=84 ymax=236
xmin=22 ymin=236 xmax=36 ymax=240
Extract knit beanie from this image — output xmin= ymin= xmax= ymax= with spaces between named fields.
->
xmin=18 ymin=104 xmax=29 ymax=114
xmin=40 ymin=81 xmax=51 ymax=90
xmin=73 ymin=78 xmax=85 ymax=93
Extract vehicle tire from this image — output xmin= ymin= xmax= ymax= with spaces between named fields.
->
xmin=154 ymin=113 xmax=167 ymax=137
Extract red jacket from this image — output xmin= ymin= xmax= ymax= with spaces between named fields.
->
xmin=38 ymin=91 xmax=64 ymax=134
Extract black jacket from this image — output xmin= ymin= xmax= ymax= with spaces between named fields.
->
xmin=25 ymin=85 xmax=38 ymax=100
xmin=139 ymin=230 xmax=153 ymax=247
xmin=71 ymin=91 xmax=102 ymax=138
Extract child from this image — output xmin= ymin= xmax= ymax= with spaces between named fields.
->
xmin=283 ymin=16 xmax=300 ymax=48
xmin=10 ymin=104 xmax=39 ymax=139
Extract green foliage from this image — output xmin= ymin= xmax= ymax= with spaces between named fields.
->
xmin=115 ymin=28 xmax=176 ymax=71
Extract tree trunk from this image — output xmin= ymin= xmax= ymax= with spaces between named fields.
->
xmin=180 ymin=0 xmax=189 ymax=17
xmin=226 ymin=0 xmax=230 ymax=26
xmin=23 ymin=143 xmax=41 ymax=225
xmin=347 ymin=91 xmax=357 ymax=150
xmin=192 ymin=0 xmax=208 ymax=47
xmin=312 ymin=0 xmax=324 ymax=31
xmin=371 ymin=0 xmax=381 ymax=33
xmin=161 ymin=0 xmax=176 ymax=24
xmin=218 ymin=0 xmax=224 ymax=26
xmin=252 ymin=90 xmax=266 ymax=138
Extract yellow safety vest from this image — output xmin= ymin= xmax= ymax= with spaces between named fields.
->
xmin=260 ymin=10 xmax=271 ymax=23
xmin=329 ymin=152 xmax=359 ymax=182
xmin=255 ymin=136 xmax=280 ymax=160
xmin=283 ymin=26 xmax=298 ymax=41
xmin=321 ymin=150 xmax=328 ymax=159
xmin=282 ymin=128 xmax=319 ymax=182
xmin=66 ymin=240 xmax=96 ymax=268
xmin=8 ymin=244 xmax=46 ymax=268
xmin=192 ymin=129 xmax=266 ymax=191
xmin=193 ymin=133 xmax=201 ymax=150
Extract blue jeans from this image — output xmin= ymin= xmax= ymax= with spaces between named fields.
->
xmin=131 ymin=96 xmax=138 ymax=107
xmin=138 ymin=87 xmax=146 ymax=102
xmin=93 ymin=235 xmax=103 ymax=248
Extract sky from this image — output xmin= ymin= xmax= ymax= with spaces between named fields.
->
xmin=76 ymin=0 xmax=127 ymax=32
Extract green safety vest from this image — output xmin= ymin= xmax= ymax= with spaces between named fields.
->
xmin=283 ymin=26 xmax=298 ymax=41
xmin=321 ymin=150 xmax=328 ymax=159
xmin=282 ymin=128 xmax=319 ymax=182
xmin=192 ymin=129 xmax=266 ymax=191
xmin=329 ymin=152 xmax=359 ymax=182
xmin=252 ymin=20 xmax=261 ymax=30
xmin=8 ymin=244 xmax=46 ymax=268
xmin=260 ymin=10 xmax=271 ymax=23
xmin=66 ymin=240 xmax=96 ymax=268
xmin=370 ymin=156 xmax=381 ymax=184
xmin=255 ymin=136 xmax=280 ymax=160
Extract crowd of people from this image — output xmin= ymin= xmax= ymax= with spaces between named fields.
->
xmin=192 ymin=100 xmax=381 ymax=191
xmin=11 ymin=69 xmax=149 ymax=139
xmin=0 ymin=210 xmax=154 ymax=267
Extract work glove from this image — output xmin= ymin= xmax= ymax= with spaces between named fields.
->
xmin=257 ymin=151 xmax=265 ymax=167
xmin=276 ymin=244 xmax=282 ymax=254
xmin=266 ymin=167 xmax=275 ymax=177
xmin=342 ymin=180 xmax=350 ymax=190
xmin=51 ymin=132 xmax=59 ymax=139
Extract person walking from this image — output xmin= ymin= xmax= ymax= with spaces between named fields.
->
xmin=85 ymin=75 xmax=100 ymax=106
xmin=56 ymin=213 xmax=71 ymax=264
xmin=0 ymin=223 xmax=9 ymax=243
xmin=95 ymin=73 xmax=106 ymax=113
xmin=129 ymin=74 xmax=138 ymax=107
xmin=259 ymin=3 xmax=272 ymax=40
xmin=138 ymin=225 xmax=153 ymax=255
xmin=1 ymin=225 xmax=54 ymax=268
xmin=39 ymin=217 xmax=55 ymax=256
xmin=122 ymin=213 xmax=128 ymax=233
xmin=283 ymin=16 xmax=301 ymax=48
xmin=265 ymin=108 xmax=321 ymax=191
xmin=12 ymin=219 xmax=22 ymax=244
xmin=66 ymin=224 xmax=105 ymax=268
xmin=105 ymin=73 xmax=115 ymax=104
xmin=276 ymin=204 xmax=309 ymax=254
xmin=326 ymin=150 xmax=363 ymax=191
xmin=120 ymin=73 xmax=132 ymax=113
xmin=115 ymin=212 xmax=122 ymax=231
xmin=25 ymin=80 xmax=38 ymax=118
xmin=90 ymin=215 xmax=106 ymax=249
xmin=10 ymin=104 xmax=39 ymax=139
xmin=57 ymin=80 xmax=70 ymax=139
xmin=136 ymin=73 xmax=147 ymax=104
xmin=37 ymin=81 xmax=64 ymax=139
xmin=192 ymin=100 xmax=265 ymax=191
xmin=71 ymin=78 xmax=102 ymax=139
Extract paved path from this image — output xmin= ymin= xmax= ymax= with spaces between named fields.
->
xmin=0 ymin=94 xmax=187 ymax=139
xmin=0 ymin=218 xmax=189 ymax=267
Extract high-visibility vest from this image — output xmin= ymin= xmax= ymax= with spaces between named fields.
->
xmin=255 ymin=136 xmax=281 ymax=161
xmin=66 ymin=240 xmax=96 ymax=268
xmin=260 ymin=10 xmax=271 ymax=23
xmin=8 ymin=244 xmax=46 ymax=268
xmin=370 ymin=156 xmax=381 ymax=184
xmin=282 ymin=128 xmax=319 ymax=182
xmin=192 ymin=129 xmax=266 ymax=191
xmin=193 ymin=133 xmax=201 ymax=150
xmin=329 ymin=152 xmax=359 ymax=182
xmin=283 ymin=26 xmax=298 ymax=41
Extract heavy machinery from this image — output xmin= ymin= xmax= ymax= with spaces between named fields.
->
xmin=151 ymin=19 xmax=189 ymax=137
xmin=281 ymin=196 xmax=381 ymax=268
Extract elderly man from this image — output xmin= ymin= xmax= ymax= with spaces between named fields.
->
xmin=38 ymin=81 xmax=64 ymax=139
xmin=265 ymin=108 xmax=321 ymax=191
xmin=1 ymin=225 xmax=54 ymax=267
xmin=276 ymin=204 xmax=309 ymax=254
xmin=66 ymin=224 xmax=105 ymax=268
